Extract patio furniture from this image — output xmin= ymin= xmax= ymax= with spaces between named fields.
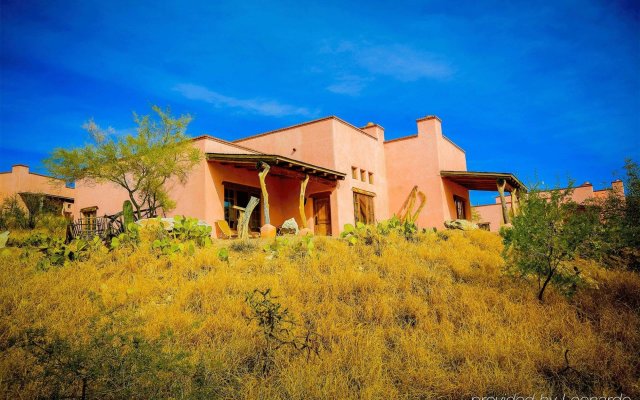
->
xmin=216 ymin=220 xmax=238 ymax=239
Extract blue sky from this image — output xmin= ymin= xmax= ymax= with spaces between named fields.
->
xmin=1 ymin=0 xmax=638 ymax=204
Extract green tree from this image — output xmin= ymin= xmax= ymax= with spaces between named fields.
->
xmin=582 ymin=159 xmax=640 ymax=271
xmin=45 ymin=106 xmax=202 ymax=219
xmin=622 ymin=159 xmax=640 ymax=263
xmin=502 ymin=186 xmax=598 ymax=302
xmin=20 ymin=192 xmax=62 ymax=229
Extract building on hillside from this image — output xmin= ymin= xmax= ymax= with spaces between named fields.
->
xmin=72 ymin=115 xmax=526 ymax=237
xmin=0 ymin=164 xmax=75 ymax=218
xmin=472 ymin=180 xmax=625 ymax=232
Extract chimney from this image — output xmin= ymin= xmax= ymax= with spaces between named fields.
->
xmin=361 ymin=122 xmax=385 ymax=141
xmin=416 ymin=115 xmax=442 ymax=137
xmin=611 ymin=180 xmax=624 ymax=196
xmin=12 ymin=164 xmax=29 ymax=175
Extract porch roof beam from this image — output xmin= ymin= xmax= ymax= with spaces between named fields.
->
xmin=206 ymin=153 xmax=346 ymax=181
xmin=440 ymin=170 xmax=527 ymax=192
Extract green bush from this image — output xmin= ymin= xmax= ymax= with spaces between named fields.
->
xmin=171 ymin=216 xmax=212 ymax=247
xmin=35 ymin=236 xmax=106 ymax=270
xmin=111 ymin=216 xmax=212 ymax=257
xmin=579 ymin=159 xmax=640 ymax=271
xmin=110 ymin=222 xmax=141 ymax=251
xmin=502 ymin=186 xmax=599 ymax=301
xmin=11 ymin=323 xmax=191 ymax=399
xmin=0 ymin=196 xmax=28 ymax=230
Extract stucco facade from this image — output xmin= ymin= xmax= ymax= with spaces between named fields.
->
xmin=473 ymin=180 xmax=625 ymax=232
xmin=0 ymin=164 xmax=74 ymax=217
xmin=71 ymin=114 xmax=512 ymax=237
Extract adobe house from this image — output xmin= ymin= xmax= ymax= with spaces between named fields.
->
xmin=473 ymin=180 xmax=625 ymax=232
xmin=0 ymin=164 xmax=75 ymax=218
xmin=72 ymin=115 xmax=525 ymax=237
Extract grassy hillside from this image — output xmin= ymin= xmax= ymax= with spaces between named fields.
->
xmin=1 ymin=229 xmax=638 ymax=399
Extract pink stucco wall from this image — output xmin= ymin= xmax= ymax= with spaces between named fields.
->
xmin=234 ymin=118 xmax=336 ymax=169
xmin=0 ymin=165 xmax=74 ymax=214
xmin=473 ymin=203 xmax=510 ymax=232
xmin=384 ymin=116 xmax=469 ymax=229
xmin=473 ymin=180 xmax=626 ymax=232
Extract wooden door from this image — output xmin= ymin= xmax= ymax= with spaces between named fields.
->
xmin=313 ymin=195 xmax=332 ymax=236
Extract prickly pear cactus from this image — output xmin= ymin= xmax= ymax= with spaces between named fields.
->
xmin=123 ymin=200 xmax=135 ymax=231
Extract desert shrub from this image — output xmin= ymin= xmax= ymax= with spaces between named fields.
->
xmin=230 ymin=239 xmax=258 ymax=252
xmin=341 ymin=222 xmax=386 ymax=258
xmin=580 ymin=159 xmax=640 ymax=271
xmin=340 ymin=218 xmax=427 ymax=258
xmin=263 ymin=236 xmax=315 ymax=261
xmin=0 ymin=194 xmax=69 ymax=233
xmin=111 ymin=216 xmax=211 ymax=257
xmin=110 ymin=222 xmax=141 ymax=251
xmin=171 ymin=215 xmax=213 ymax=247
xmin=376 ymin=215 xmax=419 ymax=241
xmin=19 ymin=192 xmax=64 ymax=229
xmin=36 ymin=213 xmax=69 ymax=234
xmin=502 ymin=187 xmax=599 ymax=301
xmin=244 ymin=288 xmax=321 ymax=375
xmin=34 ymin=235 xmax=106 ymax=270
xmin=0 ymin=195 xmax=28 ymax=230
xmin=342 ymin=217 xmax=424 ymax=246
xmin=14 ymin=231 xmax=51 ymax=247
xmin=7 ymin=323 xmax=191 ymax=399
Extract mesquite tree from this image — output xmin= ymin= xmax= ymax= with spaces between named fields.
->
xmin=45 ymin=106 xmax=202 ymax=220
xmin=501 ymin=186 xmax=598 ymax=302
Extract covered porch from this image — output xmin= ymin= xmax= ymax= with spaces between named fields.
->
xmin=441 ymin=170 xmax=527 ymax=228
xmin=206 ymin=153 xmax=345 ymax=237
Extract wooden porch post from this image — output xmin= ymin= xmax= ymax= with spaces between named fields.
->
xmin=258 ymin=162 xmax=271 ymax=225
xmin=511 ymin=187 xmax=519 ymax=217
xmin=299 ymin=174 xmax=309 ymax=229
xmin=497 ymin=178 xmax=510 ymax=224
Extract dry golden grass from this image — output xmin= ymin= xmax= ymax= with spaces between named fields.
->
xmin=0 ymin=229 xmax=638 ymax=399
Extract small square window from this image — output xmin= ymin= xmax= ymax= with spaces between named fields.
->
xmin=352 ymin=167 xmax=358 ymax=179
xmin=368 ymin=172 xmax=374 ymax=184
xmin=360 ymin=169 xmax=366 ymax=182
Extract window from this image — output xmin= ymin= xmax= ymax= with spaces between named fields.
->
xmin=360 ymin=169 xmax=366 ymax=182
xmin=454 ymin=195 xmax=467 ymax=220
xmin=368 ymin=172 xmax=374 ymax=184
xmin=352 ymin=167 xmax=358 ymax=179
xmin=223 ymin=183 xmax=261 ymax=230
xmin=353 ymin=192 xmax=375 ymax=224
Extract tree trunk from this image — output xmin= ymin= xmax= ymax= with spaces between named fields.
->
xmin=538 ymin=266 xmax=555 ymax=302
xmin=128 ymin=192 xmax=142 ymax=220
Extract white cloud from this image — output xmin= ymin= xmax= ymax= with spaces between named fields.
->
xmin=322 ymin=41 xmax=454 ymax=95
xmin=174 ymin=83 xmax=318 ymax=118
xmin=326 ymin=75 xmax=370 ymax=96
xmin=356 ymin=44 xmax=453 ymax=81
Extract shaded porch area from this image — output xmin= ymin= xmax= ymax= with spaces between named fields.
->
xmin=206 ymin=153 xmax=345 ymax=237
xmin=441 ymin=170 xmax=527 ymax=228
